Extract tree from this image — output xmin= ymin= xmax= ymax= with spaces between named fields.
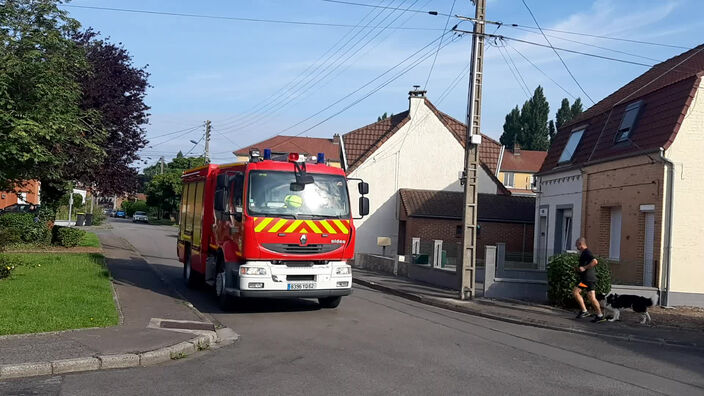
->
xmin=73 ymin=29 xmax=150 ymax=196
xmin=520 ymin=86 xmax=550 ymax=151
xmin=146 ymin=172 xmax=182 ymax=218
xmin=548 ymin=120 xmax=556 ymax=144
xmin=0 ymin=0 xmax=106 ymax=210
xmin=555 ymin=97 xmax=584 ymax=130
xmin=570 ymin=98 xmax=583 ymax=119
xmin=500 ymin=106 xmax=522 ymax=149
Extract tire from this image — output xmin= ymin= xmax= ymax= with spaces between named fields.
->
xmin=183 ymin=250 xmax=199 ymax=288
xmin=216 ymin=269 xmax=233 ymax=310
xmin=318 ymin=296 xmax=342 ymax=309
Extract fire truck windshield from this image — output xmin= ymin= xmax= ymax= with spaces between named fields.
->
xmin=247 ymin=171 xmax=350 ymax=219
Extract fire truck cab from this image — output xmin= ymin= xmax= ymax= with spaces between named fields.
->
xmin=177 ymin=149 xmax=369 ymax=309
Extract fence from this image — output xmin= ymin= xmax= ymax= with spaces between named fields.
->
xmin=484 ymin=243 xmax=548 ymax=302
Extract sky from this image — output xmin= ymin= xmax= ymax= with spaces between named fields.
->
xmin=60 ymin=0 xmax=704 ymax=168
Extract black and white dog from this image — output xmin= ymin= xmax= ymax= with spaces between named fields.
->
xmin=597 ymin=293 xmax=658 ymax=324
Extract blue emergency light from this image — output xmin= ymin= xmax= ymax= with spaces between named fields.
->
xmin=317 ymin=152 xmax=325 ymax=164
xmin=263 ymin=148 xmax=272 ymax=160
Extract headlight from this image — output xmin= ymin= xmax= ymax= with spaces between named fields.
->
xmin=335 ymin=266 xmax=351 ymax=275
xmin=240 ymin=267 xmax=267 ymax=275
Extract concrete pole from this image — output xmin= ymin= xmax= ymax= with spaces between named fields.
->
xmin=205 ymin=120 xmax=211 ymax=163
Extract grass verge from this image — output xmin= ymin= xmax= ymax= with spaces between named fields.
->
xmin=79 ymin=231 xmax=101 ymax=248
xmin=148 ymin=218 xmax=175 ymax=226
xmin=0 ymin=253 xmax=119 ymax=335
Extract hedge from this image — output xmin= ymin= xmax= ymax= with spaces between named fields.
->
xmin=0 ymin=213 xmax=51 ymax=246
xmin=52 ymin=226 xmax=86 ymax=248
xmin=547 ymin=253 xmax=611 ymax=308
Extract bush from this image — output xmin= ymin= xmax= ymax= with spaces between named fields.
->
xmin=0 ymin=254 xmax=24 ymax=280
xmin=52 ymin=226 xmax=86 ymax=247
xmin=122 ymin=200 xmax=148 ymax=217
xmin=91 ymin=210 xmax=107 ymax=226
xmin=0 ymin=213 xmax=51 ymax=246
xmin=547 ymin=253 xmax=611 ymax=308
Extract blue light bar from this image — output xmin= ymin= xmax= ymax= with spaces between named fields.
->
xmin=263 ymin=148 xmax=272 ymax=160
xmin=317 ymin=152 xmax=325 ymax=164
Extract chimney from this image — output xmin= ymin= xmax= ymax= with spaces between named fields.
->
xmin=408 ymin=85 xmax=427 ymax=115
xmin=332 ymin=133 xmax=340 ymax=145
xmin=513 ymin=143 xmax=521 ymax=156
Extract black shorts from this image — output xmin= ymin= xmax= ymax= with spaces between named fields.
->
xmin=576 ymin=281 xmax=595 ymax=292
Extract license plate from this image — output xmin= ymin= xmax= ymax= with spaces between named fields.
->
xmin=288 ymin=282 xmax=316 ymax=290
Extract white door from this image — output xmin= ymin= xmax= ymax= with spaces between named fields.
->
xmin=643 ymin=212 xmax=655 ymax=287
xmin=609 ymin=207 xmax=622 ymax=260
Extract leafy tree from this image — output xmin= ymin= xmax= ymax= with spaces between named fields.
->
xmin=570 ymin=98 xmax=584 ymax=119
xmin=0 ymin=0 xmax=106 ymax=209
xmin=555 ymin=98 xmax=573 ymax=130
xmin=548 ymin=120 xmax=556 ymax=144
xmin=500 ymin=106 xmax=522 ymax=149
xmin=73 ymin=29 xmax=151 ymax=197
xmin=146 ymin=172 xmax=182 ymax=218
xmin=520 ymin=86 xmax=550 ymax=151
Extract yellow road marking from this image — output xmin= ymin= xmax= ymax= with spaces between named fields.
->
xmin=319 ymin=220 xmax=337 ymax=234
xmin=333 ymin=220 xmax=349 ymax=234
xmin=305 ymin=220 xmax=322 ymax=234
xmin=284 ymin=220 xmax=303 ymax=233
xmin=268 ymin=219 xmax=289 ymax=233
xmin=254 ymin=218 xmax=273 ymax=232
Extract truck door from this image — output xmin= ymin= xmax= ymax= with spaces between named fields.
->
xmin=228 ymin=172 xmax=245 ymax=255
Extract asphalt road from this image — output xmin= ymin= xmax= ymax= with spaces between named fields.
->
xmin=3 ymin=219 xmax=704 ymax=395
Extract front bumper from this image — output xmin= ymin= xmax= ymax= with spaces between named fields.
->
xmin=225 ymin=288 xmax=351 ymax=298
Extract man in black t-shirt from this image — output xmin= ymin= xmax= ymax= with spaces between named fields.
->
xmin=573 ymin=237 xmax=605 ymax=322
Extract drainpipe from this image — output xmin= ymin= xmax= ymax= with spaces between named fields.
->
xmin=659 ymin=148 xmax=674 ymax=307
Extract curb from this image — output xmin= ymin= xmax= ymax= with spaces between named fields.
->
xmin=353 ymin=278 xmax=704 ymax=351
xmin=0 ymin=330 xmax=233 ymax=380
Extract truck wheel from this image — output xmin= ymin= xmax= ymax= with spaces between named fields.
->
xmin=183 ymin=251 xmax=199 ymax=288
xmin=216 ymin=269 xmax=233 ymax=310
xmin=318 ymin=296 xmax=342 ymax=309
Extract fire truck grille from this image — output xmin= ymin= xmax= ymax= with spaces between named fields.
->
xmin=262 ymin=243 xmax=341 ymax=254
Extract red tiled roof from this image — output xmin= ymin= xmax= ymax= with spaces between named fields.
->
xmin=501 ymin=149 xmax=547 ymax=173
xmin=235 ymin=135 xmax=341 ymax=161
xmin=399 ymin=188 xmax=535 ymax=223
xmin=541 ymin=44 xmax=704 ymax=174
xmin=341 ymin=98 xmax=503 ymax=173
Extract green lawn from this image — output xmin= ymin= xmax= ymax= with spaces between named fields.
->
xmin=79 ymin=232 xmax=101 ymax=248
xmin=0 ymin=253 xmax=119 ymax=335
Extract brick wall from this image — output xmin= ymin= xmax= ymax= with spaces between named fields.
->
xmin=400 ymin=217 xmax=533 ymax=260
xmin=0 ymin=180 xmax=40 ymax=208
xmin=582 ymin=155 xmax=664 ymax=286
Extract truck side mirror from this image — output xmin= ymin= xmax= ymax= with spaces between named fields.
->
xmin=217 ymin=174 xmax=228 ymax=189
xmin=214 ymin=189 xmax=225 ymax=212
xmin=359 ymin=197 xmax=369 ymax=217
xmin=358 ymin=182 xmax=369 ymax=195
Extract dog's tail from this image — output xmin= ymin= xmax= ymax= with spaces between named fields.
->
xmin=647 ymin=294 xmax=659 ymax=307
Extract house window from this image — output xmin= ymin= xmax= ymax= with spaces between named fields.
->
xmin=558 ymin=128 xmax=585 ymax=163
xmin=609 ymin=207 xmax=622 ymax=260
xmin=561 ymin=209 xmax=572 ymax=252
xmin=615 ymin=101 xmax=643 ymax=143
xmin=456 ymin=225 xmax=462 ymax=237
xmin=503 ymin=172 xmax=514 ymax=187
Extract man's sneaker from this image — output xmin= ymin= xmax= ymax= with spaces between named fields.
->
xmin=591 ymin=315 xmax=607 ymax=323
xmin=575 ymin=311 xmax=590 ymax=319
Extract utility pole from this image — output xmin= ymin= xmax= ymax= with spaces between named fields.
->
xmin=159 ymin=156 xmax=165 ymax=175
xmin=204 ymin=120 xmax=211 ymax=163
xmin=457 ymin=0 xmax=486 ymax=300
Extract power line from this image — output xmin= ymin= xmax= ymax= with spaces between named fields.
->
xmin=321 ymin=0 xmax=446 ymax=16
xmin=184 ymin=134 xmax=204 ymax=156
xmin=423 ymin=0 xmax=457 ymax=90
xmin=521 ymin=0 xmax=594 ymax=104
xmin=509 ymin=26 xmax=664 ymax=64
xmin=146 ymin=124 xmax=203 ymax=140
xmin=503 ymin=41 xmax=532 ymax=97
xmin=61 ymin=4 xmax=443 ymax=31
xmin=215 ymin=0 xmax=407 ymax=132
xmin=148 ymin=125 xmax=204 ymax=148
xmin=508 ymin=43 xmax=577 ymax=100
xmin=495 ymin=43 xmax=530 ymax=98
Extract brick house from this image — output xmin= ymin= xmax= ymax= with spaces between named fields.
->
xmin=398 ymin=189 xmax=534 ymax=263
xmin=234 ymin=135 xmax=343 ymax=168
xmin=340 ymin=89 xmax=510 ymax=256
xmin=536 ymin=44 xmax=704 ymax=306
xmin=0 ymin=180 xmax=40 ymax=208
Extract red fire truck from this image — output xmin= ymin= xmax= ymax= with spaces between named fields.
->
xmin=177 ymin=149 xmax=369 ymax=309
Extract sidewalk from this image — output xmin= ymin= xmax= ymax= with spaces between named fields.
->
xmin=353 ymin=269 xmax=704 ymax=349
xmin=0 ymin=233 xmax=231 ymax=379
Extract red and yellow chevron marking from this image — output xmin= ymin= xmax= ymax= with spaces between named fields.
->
xmin=252 ymin=217 xmax=350 ymax=235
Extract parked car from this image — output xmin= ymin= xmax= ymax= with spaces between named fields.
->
xmin=115 ymin=210 xmax=126 ymax=218
xmin=0 ymin=203 xmax=40 ymax=216
xmin=132 ymin=211 xmax=148 ymax=223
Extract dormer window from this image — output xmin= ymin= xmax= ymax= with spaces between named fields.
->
xmin=615 ymin=101 xmax=643 ymax=143
xmin=558 ymin=127 xmax=585 ymax=164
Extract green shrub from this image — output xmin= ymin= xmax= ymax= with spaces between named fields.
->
xmin=0 ymin=213 xmax=50 ymax=246
xmin=547 ymin=253 xmax=611 ymax=308
xmin=122 ymin=200 xmax=147 ymax=217
xmin=52 ymin=226 xmax=86 ymax=247
xmin=91 ymin=210 xmax=107 ymax=226
xmin=0 ymin=254 xmax=23 ymax=280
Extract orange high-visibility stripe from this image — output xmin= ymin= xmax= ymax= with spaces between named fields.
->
xmin=319 ymin=220 xmax=337 ymax=234
xmin=284 ymin=220 xmax=303 ymax=233
xmin=305 ymin=220 xmax=323 ymax=234
xmin=254 ymin=218 xmax=273 ymax=232
xmin=268 ymin=219 xmax=289 ymax=233
xmin=333 ymin=220 xmax=349 ymax=234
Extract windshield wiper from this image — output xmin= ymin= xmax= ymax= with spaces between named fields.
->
xmin=297 ymin=214 xmax=343 ymax=219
